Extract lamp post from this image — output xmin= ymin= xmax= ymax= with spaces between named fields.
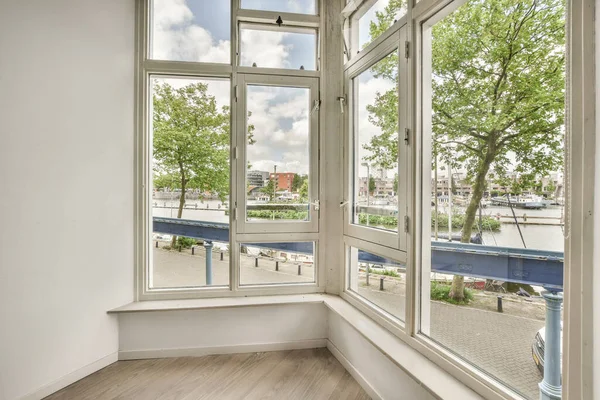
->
xmin=361 ymin=162 xmax=370 ymax=226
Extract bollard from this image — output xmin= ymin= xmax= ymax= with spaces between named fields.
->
xmin=155 ymin=241 xmax=159 ymax=248
xmin=178 ymin=245 xmax=182 ymax=252
xmin=366 ymin=265 xmax=370 ymax=286
xmin=298 ymin=264 xmax=302 ymax=275
xmin=539 ymin=290 xmax=563 ymax=400
xmin=379 ymin=277 xmax=384 ymax=291
xmin=191 ymin=246 xmax=195 ymax=255
xmin=220 ymin=252 xmax=224 ymax=261
xmin=275 ymin=261 xmax=279 ymax=271
xmin=497 ymin=296 xmax=503 ymax=312
xmin=523 ymin=213 xmax=527 ymax=222
xmin=255 ymin=258 xmax=259 ymax=267
xmin=204 ymin=241 xmax=214 ymax=286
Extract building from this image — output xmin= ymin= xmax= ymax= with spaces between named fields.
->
xmin=247 ymin=170 xmax=270 ymax=187
xmin=269 ymin=172 xmax=296 ymax=192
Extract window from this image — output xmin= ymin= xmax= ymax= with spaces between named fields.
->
xmin=418 ymin=0 xmax=566 ymax=398
xmin=138 ymin=0 xmax=323 ymax=298
xmin=240 ymin=0 xmax=317 ymax=15
xmin=236 ymin=75 xmax=319 ymax=234
xmin=239 ymin=25 xmax=318 ymax=70
xmin=150 ymin=76 xmax=231 ymax=289
xmin=357 ymin=0 xmax=407 ymax=50
xmin=239 ymin=241 xmax=316 ymax=285
xmin=150 ymin=0 xmax=231 ymax=63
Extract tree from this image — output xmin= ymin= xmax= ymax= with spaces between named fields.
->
xmin=365 ymin=0 xmax=565 ymax=300
xmin=153 ymin=81 xmax=254 ymax=247
xmin=368 ymin=176 xmax=376 ymax=195
xmin=261 ymin=179 xmax=276 ymax=201
xmin=299 ymin=179 xmax=309 ymax=202
xmin=292 ymin=174 xmax=303 ymax=192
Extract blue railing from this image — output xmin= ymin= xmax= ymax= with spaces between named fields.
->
xmin=153 ymin=217 xmax=564 ymax=289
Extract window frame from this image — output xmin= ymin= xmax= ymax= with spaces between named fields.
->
xmin=235 ymin=74 xmax=320 ymax=235
xmin=135 ymin=0 xmax=326 ymax=301
xmin=343 ymin=25 xmax=409 ymax=252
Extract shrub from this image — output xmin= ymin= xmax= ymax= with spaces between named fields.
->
xmin=430 ymin=281 xmax=474 ymax=305
xmin=177 ymin=236 xmax=197 ymax=249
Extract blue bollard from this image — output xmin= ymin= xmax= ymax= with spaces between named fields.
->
xmin=204 ymin=241 xmax=213 ymax=286
xmin=539 ymin=290 xmax=563 ymax=400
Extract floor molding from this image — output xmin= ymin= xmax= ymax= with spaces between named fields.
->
xmin=326 ymin=340 xmax=383 ymax=400
xmin=118 ymin=338 xmax=327 ymax=360
xmin=20 ymin=352 xmax=118 ymax=400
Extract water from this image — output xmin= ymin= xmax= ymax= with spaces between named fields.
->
xmin=152 ymin=199 xmax=565 ymax=253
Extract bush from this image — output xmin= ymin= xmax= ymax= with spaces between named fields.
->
xmin=430 ymin=281 xmax=474 ymax=305
xmin=246 ymin=210 xmax=308 ymax=220
xmin=356 ymin=212 xmax=501 ymax=232
xmin=177 ymin=236 xmax=197 ymax=249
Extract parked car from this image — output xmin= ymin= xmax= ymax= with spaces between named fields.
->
xmin=532 ymin=326 xmax=563 ymax=375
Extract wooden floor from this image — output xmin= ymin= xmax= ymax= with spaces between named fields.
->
xmin=44 ymin=348 xmax=370 ymax=400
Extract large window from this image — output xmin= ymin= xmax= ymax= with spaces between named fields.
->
xmin=138 ymin=0 xmax=322 ymax=298
xmin=343 ymin=0 xmax=567 ymax=398
xmin=418 ymin=0 xmax=565 ymax=398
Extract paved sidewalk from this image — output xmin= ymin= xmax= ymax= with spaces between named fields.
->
xmin=356 ymin=279 xmax=544 ymax=399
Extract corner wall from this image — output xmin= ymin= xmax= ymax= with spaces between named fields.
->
xmin=0 ymin=1 xmax=135 ymax=398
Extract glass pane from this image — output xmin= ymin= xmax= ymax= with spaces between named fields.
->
xmin=150 ymin=76 xmax=231 ymax=288
xmin=352 ymin=50 xmax=399 ymax=233
xmin=150 ymin=0 xmax=230 ymax=63
xmin=239 ymin=242 xmax=315 ymax=285
xmin=358 ymin=0 xmax=407 ymax=50
xmin=348 ymin=247 xmax=406 ymax=321
xmin=245 ymin=85 xmax=311 ymax=222
xmin=420 ymin=0 xmax=565 ymax=398
xmin=240 ymin=26 xmax=317 ymax=70
xmin=241 ymin=0 xmax=317 ymax=15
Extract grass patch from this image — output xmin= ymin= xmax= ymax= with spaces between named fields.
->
xmin=367 ymin=268 xmax=400 ymax=278
xmin=430 ymin=281 xmax=474 ymax=305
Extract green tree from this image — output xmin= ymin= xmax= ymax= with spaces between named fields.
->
xmin=292 ymin=174 xmax=303 ymax=192
xmin=153 ymin=81 xmax=254 ymax=247
xmin=299 ymin=179 xmax=309 ymax=202
xmin=365 ymin=0 xmax=565 ymax=300
xmin=368 ymin=176 xmax=376 ymax=195
xmin=261 ymin=179 xmax=276 ymax=201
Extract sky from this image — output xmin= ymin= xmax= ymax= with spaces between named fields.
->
xmin=151 ymin=0 xmax=396 ymax=179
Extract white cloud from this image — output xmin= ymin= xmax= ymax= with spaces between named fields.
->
xmin=152 ymin=0 xmax=230 ymax=63
xmin=240 ymin=29 xmax=291 ymax=69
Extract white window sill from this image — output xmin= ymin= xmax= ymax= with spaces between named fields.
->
xmin=109 ymin=294 xmax=480 ymax=399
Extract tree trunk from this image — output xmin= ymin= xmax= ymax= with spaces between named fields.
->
xmin=171 ymin=165 xmax=187 ymax=248
xmin=448 ymin=152 xmax=494 ymax=301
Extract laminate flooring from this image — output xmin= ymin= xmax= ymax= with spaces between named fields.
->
xmin=44 ymin=348 xmax=370 ymax=400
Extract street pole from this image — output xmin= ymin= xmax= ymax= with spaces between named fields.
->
xmin=361 ymin=163 xmax=370 ymax=226
xmin=434 ymin=149 xmax=439 ymax=240
xmin=448 ymin=163 xmax=452 ymax=241
xmin=204 ymin=241 xmax=213 ymax=286
xmin=539 ymin=290 xmax=563 ymax=400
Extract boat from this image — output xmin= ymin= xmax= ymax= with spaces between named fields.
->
xmin=490 ymin=195 xmax=546 ymax=209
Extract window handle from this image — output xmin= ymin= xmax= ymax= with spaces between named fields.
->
xmin=310 ymin=200 xmax=320 ymax=211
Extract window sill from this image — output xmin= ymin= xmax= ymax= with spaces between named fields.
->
xmin=109 ymin=293 xmax=480 ymax=399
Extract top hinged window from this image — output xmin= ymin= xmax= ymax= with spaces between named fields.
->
xmin=240 ymin=0 xmax=317 ymax=15
xmin=149 ymin=0 xmax=231 ymax=63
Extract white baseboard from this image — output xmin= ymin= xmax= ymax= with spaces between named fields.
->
xmin=20 ymin=352 xmax=118 ymax=400
xmin=327 ymin=340 xmax=382 ymax=400
xmin=118 ymin=338 xmax=327 ymax=360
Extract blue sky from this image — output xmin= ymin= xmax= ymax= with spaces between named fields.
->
xmin=151 ymin=0 xmax=390 ymax=178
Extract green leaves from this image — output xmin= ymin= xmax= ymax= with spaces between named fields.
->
xmin=152 ymin=81 xmax=230 ymax=200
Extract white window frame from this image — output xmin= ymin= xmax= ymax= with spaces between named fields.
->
xmin=135 ymin=0 xmax=326 ymax=300
xmin=343 ymin=24 xmax=409 ymax=252
xmin=235 ymin=74 xmax=320 ymax=234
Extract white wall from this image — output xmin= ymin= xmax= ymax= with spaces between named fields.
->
xmin=0 ymin=1 xmax=135 ymax=399
xmin=327 ymin=311 xmax=437 ymax=400
xmin=117 ymin=304 xmax=328 ymax=358
xmin=595 ymin=2 xmax=600 ymax=396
